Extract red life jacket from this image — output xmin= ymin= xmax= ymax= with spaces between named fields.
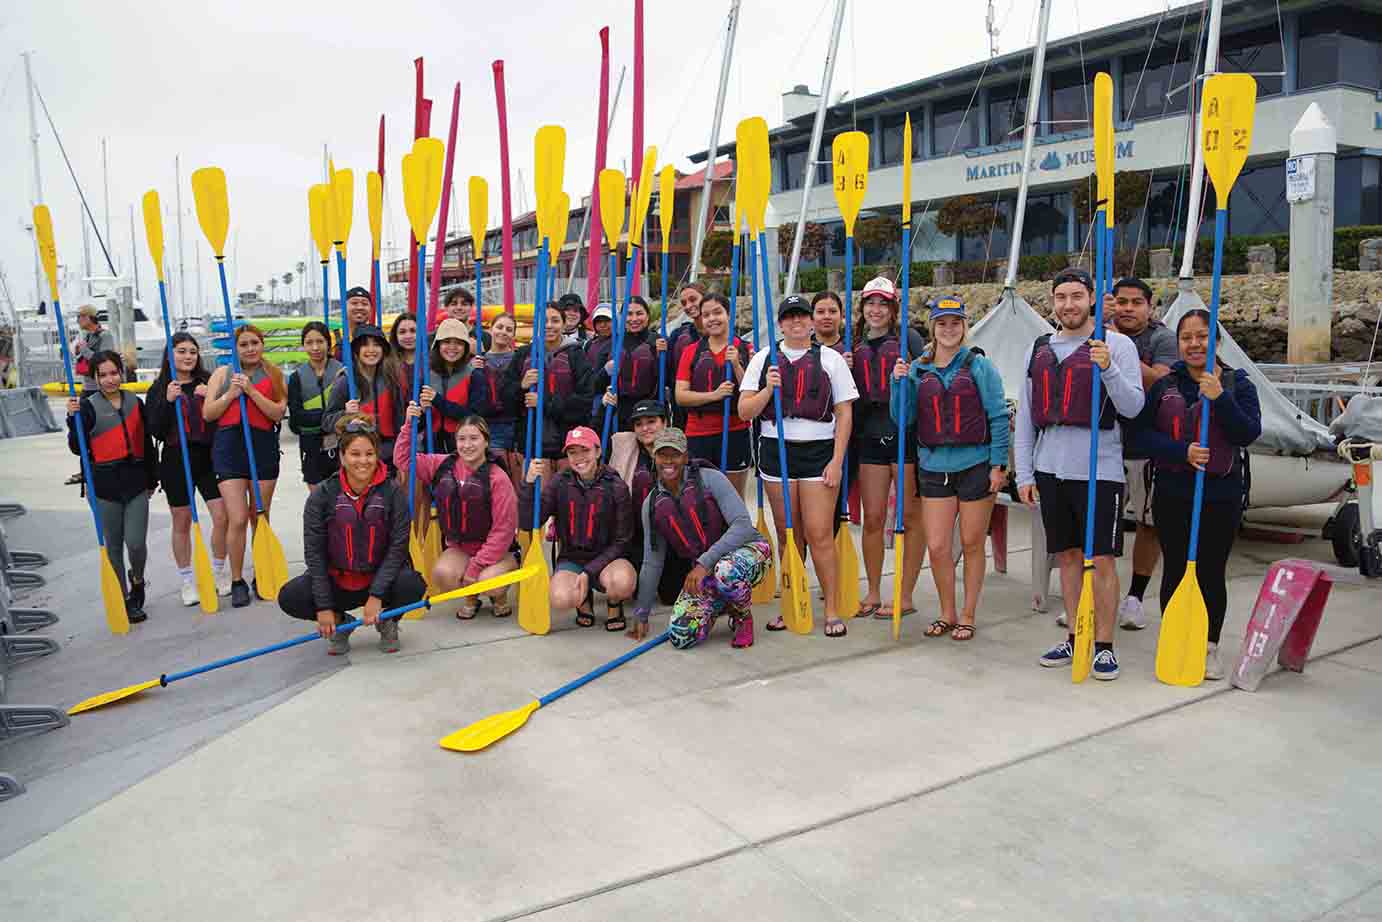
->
xmin=915 ymin=351 xmax=990 ymax=448
xmin=342 ymin=370 xmax=400 ymax=441
xmin=1026 ymin=333 xmax=1115 ymax=430
xmin=758 ymin=344 xmax=834 ymax=424
xmin=1154 ymin=368 xmax=1237 ymax=476
xmin=852 ymin=334 xmax=901 ymax=406
xmin=324 ymin=465 xmax=391 ymax=576
xmin=649 ymin=460 xmax=728 ymax=560
xmin=218 ymin=366 xmax=277 ymax=431
xmin=88 ymin=392 xmax=146 ymax=465
xmin=617 ymin=334 xmax=657 ymax=400
xmin=553 ymin=469 xmax=622 ymax=554
xmin=688 ymin=336 xmax=748 ymax=394
xmin=431 ymin=454 xmax=498 ymax=545
xmin=430 ymin=368 xmax=470 ymax=434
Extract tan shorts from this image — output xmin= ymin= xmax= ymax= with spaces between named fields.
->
xmin=1124 ymin=459 xmax=1155 ymax=527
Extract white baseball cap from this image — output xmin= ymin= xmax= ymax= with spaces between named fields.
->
xmin=592 ymin=304 xmax=614 ymax=322
xmin=860 ymin=276 xmax=898 ymax=302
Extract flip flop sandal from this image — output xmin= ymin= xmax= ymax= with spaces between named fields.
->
xmin=951 ymin=624 xmax=976 ymax=642
xmin=491 ymin=597 xmax=513 ymax=618
xmin=604 ymin=603 xmax=626 ymax=632
xmin=575 ymin=610 xmax=596 ymax=627
xmin=854 ymin=603 xmax=882 ymax=619
xmin=765 ymin=616 xmax=788 ymax=632
xmin=455 ymin=601 xmax=479 ymax=621
xmin=924 ymin=620 xmax=955 ymax=638
xmin=824 ymin=619 xmax=847 ymax=638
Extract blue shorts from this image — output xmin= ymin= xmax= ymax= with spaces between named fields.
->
xmin=213 ymin=426 xmax=281 ymax=482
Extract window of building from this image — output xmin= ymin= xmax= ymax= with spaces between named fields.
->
xmin=1298 ymin=6 xmax=1382 ymax=90
xmin=1021 ymin=192 xmax=1070 ymax=256
xmin=1048 ymin=67 xmax=1092 ymax=133
xmin=932 ymin=98 xmax=979 ymax=157
xmin=987 ymin=84 xmax=1028 ymax=146
xmin=1229 ymin=163 xmax=1287 ymax=236
xmin=781 ymin=145 xmax=807 ymax=191
xmin=957 ymin=196 xmax=1010 ymax=263
xmin=880 ymin=112 xmax=923 ymax=165
xmin=1122 ymin=46 xmax=1193 ymax=121
xmin=1336 ymin=155 xmax=1382 ymax=227
xmin=1218 ymin=26 xmax=1284 ymax=97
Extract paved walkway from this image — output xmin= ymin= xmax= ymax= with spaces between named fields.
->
xmin=2 ymin=426 xmax=1379 ymax=921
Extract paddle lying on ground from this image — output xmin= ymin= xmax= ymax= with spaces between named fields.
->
xmin=34 ymin=205 xmax=129 ymax=635
xmin=893 ymin=113 xmax=913 ymax=641
xmin=308 ymin=184 xmax=332 ymax=331
xmin=1157 ymin=73 xmax=1257 ymax=687
xmin=439 ymin=629 xmax=671 ymax=752
xmin=832 ymin=130 xmax=868 ymax=620
xmin=143 ymin=190 xmax=217 ymax=613
xmin=68 ymin=567 xmax=537 ymax=715
xmin=192 ymin=167 xmax=289 ymax=600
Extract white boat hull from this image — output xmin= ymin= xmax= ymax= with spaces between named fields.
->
xmin=1246 ymin=452 xmax=1352 ymax=510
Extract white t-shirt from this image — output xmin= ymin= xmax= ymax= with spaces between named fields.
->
xmin=741 ymin=343 xmax=858 ymax=442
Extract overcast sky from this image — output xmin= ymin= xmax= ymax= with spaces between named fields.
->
xmin=2 ymin=0 xmax=1170 ymax=317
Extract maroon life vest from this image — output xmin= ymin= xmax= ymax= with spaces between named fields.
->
xmin=554 ymin=470 xmax=621 ymax=554
xmin=1154 ymin=369 xmax=1236 ymax=476
xmin=688 ymin=337 xmax=748 ymax=394
xmin=617 ymin=335 xmax=657 ymax=399
xmin=166 ymin=384 xmax=211 ymax=447
xmin=431 ymin=454 xmax=497 ymax=545
xmin=759 ymin=344 xmax=834 ymax=424
xmin=88 ymin=392 xmax=146 ymax=465
xmin=467 ymin=364 xmax=504 ymax=418
xmin=915 ymin=351 xmax=990 ymax=448
xmin=324 ymin=473 xmax=391 ymax=575
xmin=649 ymin=461 xmax=728 ymax=560
xmin=522 ymin=345 xmax=577 ymax=400
xmin=1026 ymin=333 xmax=1115 ymax=430
xmin=631 ymin=452 xmax=656 ymax=514
xmin=852 ymin=334 xmax=901 ymax=405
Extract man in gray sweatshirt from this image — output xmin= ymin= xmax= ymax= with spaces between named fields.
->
xmin=1014 ymin=268 xmax=1145 ymax=680
xmin=631 ymin=428 xmax=772 ymax=650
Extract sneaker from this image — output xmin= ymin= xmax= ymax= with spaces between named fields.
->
xmin=326 ymin=630 xmax=351 ymax=656
xmin=1038 ymin=639 xmax=1074 ymax=667
xmin=180 ymin=579 xmax=199 ymax=607
xmin=1092 ymin=648 xmax=1120 ymax=680
xmin=230 ymin=579 xmax=251 ymax=608
xmin=1118 ymin=596 xmax=1147 ymax=630
xmin=215 ymin=566 xmax=231 ymax=597
xmin=126 ymin=573 xmax=147 ymax=623
xmin=1055 ymin=610 xmax=1068 ymax=627
xmin=1204 ymin=642 xmax=1224 ymax=681
xmin=731 ymin=613 xmax=754 ymax=649
xmin=377 ymin=618 xmax=400 ymax=653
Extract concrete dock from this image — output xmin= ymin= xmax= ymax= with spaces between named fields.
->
xmin=1 ymin=426 xmax=1379 ymax=922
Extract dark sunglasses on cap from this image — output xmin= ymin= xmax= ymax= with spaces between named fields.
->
xmin=343 ymin=417 xmax=377 ymax=434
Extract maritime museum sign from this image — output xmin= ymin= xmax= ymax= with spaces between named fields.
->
xmin=964 ymin=140 xmax=1136 ymax=183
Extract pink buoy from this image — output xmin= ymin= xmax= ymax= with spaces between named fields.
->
xmin=1232 ymin=558 xmax=1335 ymax=691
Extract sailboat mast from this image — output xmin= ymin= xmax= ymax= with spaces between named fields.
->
xmin=688 ymin=0 xmax=741 ymax=283
xmin=784 ymin=0 xmax=847 ymax=296
xmin=102 ymin=138 xmax=113 ymax=270
xmin=1175 ymin=0 xmax=1225 ymax=283
xmin=82 ymin=206 xmax=93 ymax=296
xmin=129 ymin=204 xmax=140 ymax=301
xmin=23 ymin=52 xmax=45 ymax=315
xmin=176 ymin=155 xmax=188 ymax=319
xmin=1003 ymin=0 xmax=1053 ymax=291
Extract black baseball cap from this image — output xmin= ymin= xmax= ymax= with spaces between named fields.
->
xmin=778 ymin=295 xmax=811 ymax=319
xmin=1052 ymin=267 xmax=1094 ymax=293
xmin=350 ymin=323 xmax=390 ymax=352
xmin=557 ymin=292 xmax=588 ymax=319
xmin=344 ymin=286 xmax=373 ymax=303
xmin=629 ymin=399 xmax=668 ymax=422
xmin=1111 ymin=276 xmax=1153 ymax=301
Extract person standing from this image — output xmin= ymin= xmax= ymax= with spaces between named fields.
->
xmin=420 ymin=318 xmax=475 ymax=456
xmin=630 ymin=428 xmax=771 ymax=649
xmin=436 ymin=286 xmax=477 ymax=334
xmin=672 ymin=292 xmax=752 ymax=496
xmin=609 ymin=399 xmax=690 ymax=613
xmin=1104 ymin=276 xmax=1178 ymax=631
xmin=331 ymin=287 xmax=376 ymax=362
xmin=666 ymin=283 xmax=706 ymax=426
xmin=1127 ymin=308 xmax=1261 ymax=679
xmin=287 ymin=321 xmax=342 ymax=493
xmin=559 ymin=293 xmax=590 ymax=347
xmin=1015 ymin=268 xmax=1145 ymax=680
xmin=67 ymin=351 xmax=158 ymax=621
xmin=502 ymin=304 xmax=595 ymax=469
xmin=322 ymin=324 xmax=405 ymax=477
xmin=811 ymin=291 xmax=847 ymax=355
xmin=595 ymin=295 xmax=664 ymax=433
xmin=65 ymin=305 xmax=117 ymax=485
xmin=467 ymin=312 xmax=520 ymax=480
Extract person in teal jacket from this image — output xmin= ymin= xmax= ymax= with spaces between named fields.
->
xmin=891 ymin=297 xmax=1010 ymax=641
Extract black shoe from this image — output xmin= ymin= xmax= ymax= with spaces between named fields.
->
xmin=126 ymin=573 xmax=147 ymax=622
xmin=231 ymin=579 xmax=252 ymax=608
xmin=65 ymin=471 xmax=83 ymax=485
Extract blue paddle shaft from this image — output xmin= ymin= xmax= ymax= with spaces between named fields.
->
xmin=372 ymin=258 xmax=383 ymax=327
xmin=336 ymin=250 xmax=356 ymax=402
xmin=155 ymin=278 xmax=204 ymax=526
xmin=895 ymin=224 xmax=911 ymax=534
xmin=1082 ymin=211 xmax=1107 ymax=560
xmin=1188 ymin=210 xmax=1227 ymax=562
xmin=216 ymin=260 xmax=267 ymax=514
xmin=538 ymin=630 xmax=670 ymax=706
xmin=759 ymin=231 xmax=795 ymax=531
xmin=530 ymin=238 xmax=550 ymax=531
xmin=840 ymin=235 xmax=854 ymax=517
xmin=408 ymin=243 xmax=428 ymax=522
xmin=658 ymin=248 xmax=670 ymax=401
xmin=320 ymin=261 xmax=331 ymax=331
xmin=51 ymin=297 xmax=107 ymax=546
xmin=601 ymin=248 xmax=638 ymax=456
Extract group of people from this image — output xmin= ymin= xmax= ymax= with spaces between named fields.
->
xmin=65 ymin=265 xmax=1261 ymax=680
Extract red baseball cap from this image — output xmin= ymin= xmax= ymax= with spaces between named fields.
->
xmin=563 ymin=426 xmax=600 ymax=452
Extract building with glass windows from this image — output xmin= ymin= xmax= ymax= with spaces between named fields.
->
xmin=690 ymin=0 xmax=1382 ymax=273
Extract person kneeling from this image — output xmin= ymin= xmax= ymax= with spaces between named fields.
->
xmin=278 ymin=413 xmax=426 ymax=654
xmin=631 ymin=428 xmax=771 ymax=649
xmin=520 ymin=426 xmax=637 ymax=630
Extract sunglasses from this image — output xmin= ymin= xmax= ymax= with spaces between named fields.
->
xmin=343 ymin=418 xmax=377 ymax=434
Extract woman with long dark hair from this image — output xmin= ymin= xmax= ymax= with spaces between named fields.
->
xmin=322 ymin=324 xmax=404 ymax=476
xmin=420 ymin=317 xmax=475 ymax=456
xmin=287 ymin=321 xmax=342 ymax=492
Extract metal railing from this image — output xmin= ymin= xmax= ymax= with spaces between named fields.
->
xmin=1258 ymin=362 xmax=1381 ymax=430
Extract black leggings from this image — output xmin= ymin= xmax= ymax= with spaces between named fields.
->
xmin=278 ymin=568 xmax=428 ymax=621
xmin=1153 ymin=492 xmax=1241 ymax=643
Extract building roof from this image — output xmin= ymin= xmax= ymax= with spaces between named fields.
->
xmin=675 ymin=161 xmax=732 ymax=189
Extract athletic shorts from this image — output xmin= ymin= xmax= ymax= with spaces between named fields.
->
xmin=557 ymin=559 xmax=610 ymax=594
xmin=298 ymin=433 xmax=338 ymax=486
xmin=757 ymin=437 xmax=833 ymax=483
xmin=160 ymin=442 xmax=219 ymax=507
xmin=687 ymin=428 xmax=751 ymax=473
xmin=918 ymin=461 xmax=993 ymax=502
xmin=1033 ymin=471 xmax=1124 ymax=557
xmin=213 ymin=426 xmax=281 ymax=482
xmin=1124 ymin=459 xmax=1155 ymax=527
xmin=852 ymin=432 xmax=917 ymax=467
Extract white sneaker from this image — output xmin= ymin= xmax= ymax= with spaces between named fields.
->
xmin=215 ymin=566 xmax=231 ymax=597
xmin=1205 ymin=642 xmax=1225 ymax=681
xmin=1118 ymin=596 xmax=1147 ymax=630
xmin=1055 ymin=610 xmax=1068 ymax=627
xmin=180 ymin=579 xmax=199 ymax=607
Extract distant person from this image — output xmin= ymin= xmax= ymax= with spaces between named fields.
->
xmin=436 ymin=287 xmax=477 ymax=335
xmin=559 ymin=293 xmax=590 ymax=347
xmin=286 ymin=321 xmax=342 ymax=492
xmin=331 ymin=287 xmax=375 ymax=362
xmin=66 ymin=305 xmax=116 ymax=485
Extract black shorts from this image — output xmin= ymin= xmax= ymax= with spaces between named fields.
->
xmin=213 ymin=425 xmax=281 ymax=482
xmin=160 ymin=442 xmax=220 ymax=507
xmin=298 ymin=433 xmax=338 ymax=486
xmin=687 ymin=428 xmax=751 ymax=472
xmin=918 ymin=461 xmax=993 ymax=502
xmin=851 ymin=432 xmax=917 ymax=467
xmin=1034 ymin=472 xmax=1125 ymax=557
xmin=757 ymin=437 xmax=833 ymax=482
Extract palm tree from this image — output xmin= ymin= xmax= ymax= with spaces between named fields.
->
xmin=255 ymin=283 xmax=264 ymax=302
xmin=282 ymin=272 xmax=294 ymax=306
xmin=296 ymin=261 xmax=306 ymax=302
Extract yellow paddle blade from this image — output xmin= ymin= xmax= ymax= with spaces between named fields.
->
xmin=1155 ymin=562 xmax=1209 ymax=686
xmin=100 ymin=547 xmax=130 ymax=635
xmin=831 ymin=131 xmax=870 ymax=236
xmin=68 ymin=679 xmax=160 ymax=716
xmin=402 ymin=137 xmax=445 ymax=244
xmin=626 ymin=146 xmax=658 ymax=257
xmin=452 ymin=562 xmax=540 ymax=600
xmin=752 ymin=510 xmax=777 ymax=605
xmin=439 ymin=699 xmax=540 ymax=752
xmin=658 ymin=164 xmax=676 ymax=254
xmin=190 ymin=167 xmax=230 ymax=257
xmin=407 ymin=528 xmax=429 ymax=617
xmin=330 ymin=167 xmax=354 ymax=250
xmin=835 ymin=525 xmax=861 ymax=619
xmin=548 ymin=192 xmax=570 ymax=267
xmin=32 ymin=205 xmax=60 ymax=300
xmin=782 ymin=531 xmax=813 ymax=635
xmin=736 ymin=117 xmax=770 ymax=235
xmin=1201 ymin=73 xmax=1257 ymax=210
xmin=892 ymin=533 xmax=905 ymax=641
xmin=468 ymin=176 xmax=489 ymax=259
xmin=902 ymin=114 xmax=913 ymax=226
xmin=1072 ymin=564 xmax=1095 ymax=683
xmin=534 ymin=124 xmax=567 ymax=240
xmin=192 ymin=526 xmax=219 ymax=614
xmin=367 ymin=171 xmax=383 ymax=259
xmin=734 ymin=120 xmax=755 ymax=236
xmin=308 ymin=184 xmax=332 ymax=261
xmin=141 ymin=190 xmax=166 ymax=283
xmin=423 ymin=518 xmax=443 ymax=583
xmin=598 ymin=169 xmax=626 ymax=254
xmin=1094 ymin=72 xmax=1114 ymax=228
xmin=517 ymin=536 xmax=551 ymax=636
xmin=250 ymin=518 xmax=286 ymax=602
